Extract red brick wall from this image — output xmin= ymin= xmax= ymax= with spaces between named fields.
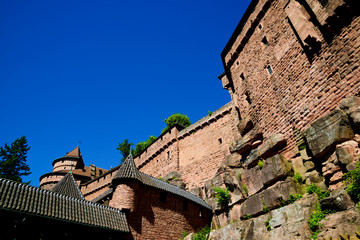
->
xmin=80 ymin=170 xmax=116 ymax=200
xmin=109 ymin=181 xmax=212 ymax=240
xmin=222 ymin=0 xmax=360 ymax=156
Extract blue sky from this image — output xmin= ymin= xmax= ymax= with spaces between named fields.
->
xmin=0 ymin=0 xmax=251 ymax=186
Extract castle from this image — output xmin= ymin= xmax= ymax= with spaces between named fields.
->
xmin=1 ymin=0 xmax=360 ymax=239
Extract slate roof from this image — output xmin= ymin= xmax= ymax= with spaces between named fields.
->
xmin=51 ymin=171 xmax=84 ymax=200
xmin=113 ymin=155 xmax=212 ymax=210
xmin=0 ymin=178 xmax=129 ymax=232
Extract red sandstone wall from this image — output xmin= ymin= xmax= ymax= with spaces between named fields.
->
xmin=53 ymin=160 xmax=78 ymax=172
xmin=222 ymin=0 xmax=360 ymax=157
xmin=178 ymin=103 xmax=240 ymax=189
xmin=110 ymin=181 xmax=211 ymax=240
xmin=81 ymin=170 xmax=116 ymax=200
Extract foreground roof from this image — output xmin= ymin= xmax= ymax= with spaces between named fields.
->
xmin=51 ymin=171 xmax=84 ymax=200
xmin=113 ymin=156 xmax=212 ymax=210
xmin=0 ymin=178 xmax=129 ymax=232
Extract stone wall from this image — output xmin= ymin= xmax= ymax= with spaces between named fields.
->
xmin=220 ymin=0 xmax=360 ymax=158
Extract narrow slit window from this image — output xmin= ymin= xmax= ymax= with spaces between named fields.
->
xmin=240 ymin=73 xmax=245 ymax=81
xmin=317 ymin=0 xmax=328 ymax=6
xmin=218 ymin=138 xmax=222 ymax=144
xmin=160 ymin=191 xmax=167 ymax=203
xmin=183 ymin=200 xmax=188 ymax=211
xmin=267 ymin=65 xmax=273 ymax=75
xmin=262 ymin=37 xmax=269 ymax=46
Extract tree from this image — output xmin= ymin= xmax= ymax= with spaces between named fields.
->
xmin=133 ymin=136 xmax=157 ymax=156
xmin=117 ymin=139 xmax=133 ymax=163
xmin=0 ymin=136 xmax=31 ymax=183
xmin=161 ymin=113 xmax=191 ymax=133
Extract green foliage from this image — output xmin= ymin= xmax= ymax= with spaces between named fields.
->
xmin=162 ymin=113 xmax=191 ymax=134
xmin=294 ymin=172 xmax=303 ymax=183
xmin=258 ymin=160 xmax=264 ymax=169
xmin=0 ymin=136 xmax=31 ymax=183
xmin=298 ymin=143 xmax=307 ymax=151
xmin=279 ymin=198 xmax=287 ymax=206
xmin=243 ymin=214 xmax=252 ymax=220
xmin=116 ymin=139 xmax=133 ymax=163
xmin=180 ymin=230 xmax=187 ymax=240
xmin=213 ymin=187 xmax=231 ymax=207
xmin=308 ymin=204 xmax=324 ymax=232
xmin=343 ymin=162 xmax=360 ymax=202
xmin=158 ymin=177 xmax=163 ymax=180
xmin=242 ymin=184 xmax=249 ymax=196
xmin=265 ymin=217 xmax=271 ymax=231
xmin=192 ymin=226 xmax=211 ymax=240
xmin=238 ymin=173 xmax=242 ymax=181
xmin=289 ymin=193 xmax=303 ymax=204
xmin=133 ymin=136 xmax=157 ymax=156
xmin=306 ymin=184 xmax=330 ymax=200
xmin=208 ymin=111 xmax=213 ymax=116
xmin=262 ymin=199 xmax=270 ymax=213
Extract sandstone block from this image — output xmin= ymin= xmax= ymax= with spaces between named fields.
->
xmin=189 ymin=187 xmax=203 ymax=198
xmin=303 ymin=160 xmax=315 ymax=171
xmin=319 ymin=188 xmax=354 ymax=211
xmin=242 ymin=168 xmax=264 ymax=196
xmin=240 ymin=193 xmax=263 ymax=217
xmin=292 ymin=157 xmax=307 ymax=177
xmin=261 ymin=154 xmax=293 ymax=186
xmin=339 ymin=95 xmax=360 ymax=132
xmin=222 ymin=153 xmax=242 ymax=168
xmin=303 ymin=108 xmax=354 ymax=158
xmin=237 ymin=115 xmax=253 ymax=136
xmin=229 ymin=129 xmax=262 ymax=154
xmin=263 ymin=179 xmax=300 ymax=209
xmin=329 ymin=171 xmax=343 ymax=183
xmin=336 ymin=140 xmax=360 ymax=165
xmin=245 ymin=134 xmax=286 ymax=168
xmin=163 ymin=171 xmax=182 ymax=180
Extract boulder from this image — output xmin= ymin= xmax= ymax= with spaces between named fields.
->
xmin=240 ymin=193 xmax=263 ymax=217
xmin=163 ymin=171 xmax=182 ymax=180
xmin=229 ymin=129 xmax=263 ymax=154
xmin=261 ymin=154 xmax=293 ymax=186
xmin=339 ymin=95 xmax=360 ymax=132
xmin=237 ymin=115 xmax=254 ymax=136
xmin=208 ymin=219 xmax=252 ymax=240
xmin=245 ymin=134 xmax=286 ymax=168
xmin=292 ymin=157 xmax=307 ymax=177
xmin=189 ymin=187 xmax=203 ymax=198
xmin=335 ymin=140 xmax=360 ymax=165
xmin=319 ymin=188 xmax=354 ymax=211
xmin=263 ymin=179 xmax=301 ymax=209
xmin=318 ymin=209 xmax=360 ymax=239
xmin=303 ymin=108 xmax=355 ymax=158
xmin=222 ymin=153 xmax=242 ymax=168
xmin=163 ymin=171 xmax=186 ymax=189
xmin=242 ymin=168 xmax=264 ymax=196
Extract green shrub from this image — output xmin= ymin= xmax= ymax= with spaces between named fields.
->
xmin=279 ymin=198 xmax=287 ymax=206
xmin=258 ymin=160 xmax=264 ymax=169
xmin=162 ymin=113 xmax=191 ymax=134
xmin=265 ymin=217 xmax=271 ymax=231
xmin=243 ymin=214 xmax=252 ymax=220
xmin=308 ymin=204 xmax=324 ymax=232
xmin=242 ymin=184 xmax=249 ymax=196
xmin=343 ymin=162 xmax=360 ymax=202
xmin=238 ymin=173 xmax=242 ymax=181
xmin=298 ymin=143 xmax=307 ymax=151
xmin=289 ymin=193 xmax=303 ymax=204
xmin=208 ymin=111 xmax=213 ymax=116
xmin=213 ymin=187 xmax=231 ymax=207
xmin=192 ymin=226 xmax=211 ymax=240
xmin=294 ymin=172 xmax=303 ymax=183
xmin=306 ymin=184 xmax=330 ymax=200
xmin=263 ymin=205 xmax=270 ymax=213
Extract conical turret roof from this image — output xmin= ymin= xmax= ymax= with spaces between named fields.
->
xmin=65 ymin=146 xmax=81 ymax=158
xmin=112 ymin=155 xmax=142 ymax=183
xmin=52 ymin=146 xmax=85 ymax=168
xmin=51 ymin=171 xmax=84 ymax=199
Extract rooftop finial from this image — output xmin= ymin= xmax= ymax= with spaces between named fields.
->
xmin=129 ymin=146 xmax=132 ymax=157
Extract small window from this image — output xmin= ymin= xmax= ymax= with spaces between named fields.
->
xmin=240 ymin=73 xmax=245 ymax=81
xmin=267 ymin=65 xmax=273 ymax=75
xmin=199 ymin=208 xmax=204 ymax=218
xmin=236 ymin=61 xmax=239 ymax=66
xmin=99 ymin=170 xmax=103 ymax=175
xmin=262 ymin=37 xmax=269 ymax=46
xmin=167 ymin=151 xmax=170 ymax=159
xmin=183 ymin=200 xmax=188 ymax=211
xmin=218 ymin=138 xmax=222 ymax=144
xmin=317 ymin=0 xmax=328 ymax=6
xmin=160 ymin=191 xmax=167 ymax=203
xmin=258 ymin=24 xmax=262 ymax=29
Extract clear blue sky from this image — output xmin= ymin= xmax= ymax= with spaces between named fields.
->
xmin=0 ymin=0 xmax=251 ymax=186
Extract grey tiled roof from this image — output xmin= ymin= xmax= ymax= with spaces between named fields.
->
xmin=0 ymin=178 xmax=129 ymax=232
xmin=51 ymin=171 xmax=84 ymax=200
xmin=113 ymin=156 xmax=212 ymax=210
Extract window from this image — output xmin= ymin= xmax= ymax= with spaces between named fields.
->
xmin=261 ymin=37 xmax=269 ymax=46
xmin=267 ymin=65 xmax=273 ymax=75
xmin=317 ymin=0 xmax=328 ymax=6
xmin=183 ymin=200 xmax=188 ymax=211
xmin=160 ymin=191 xmax=167 ymax=203
xmin=240 ymin=73 xmax=245 ymax=81
xmin=199 ymin=208 xmax=204 ymax=218
xmin=218 ymin=138 xmax=222 ymax=144
xmin=258 ymin=24 xmax=262 ymax=29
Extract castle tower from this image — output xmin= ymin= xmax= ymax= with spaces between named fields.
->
xmin=52 ymin=146 xmax=84 ymax=172
xmin=110 ymin=155 xmax=140 ymax=212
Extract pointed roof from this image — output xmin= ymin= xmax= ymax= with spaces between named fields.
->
xmin=65 ymin=146 xmax=81 ymax=158
xmin=51 ymin=171 xmax=85 ymax=200
xmin=112 ymin=155 xmax=211 ymax=210
xmin=52 ymin=146 xmax=85 ymax=168
xmin=112 ymin=155 xmax=142 ymax=182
